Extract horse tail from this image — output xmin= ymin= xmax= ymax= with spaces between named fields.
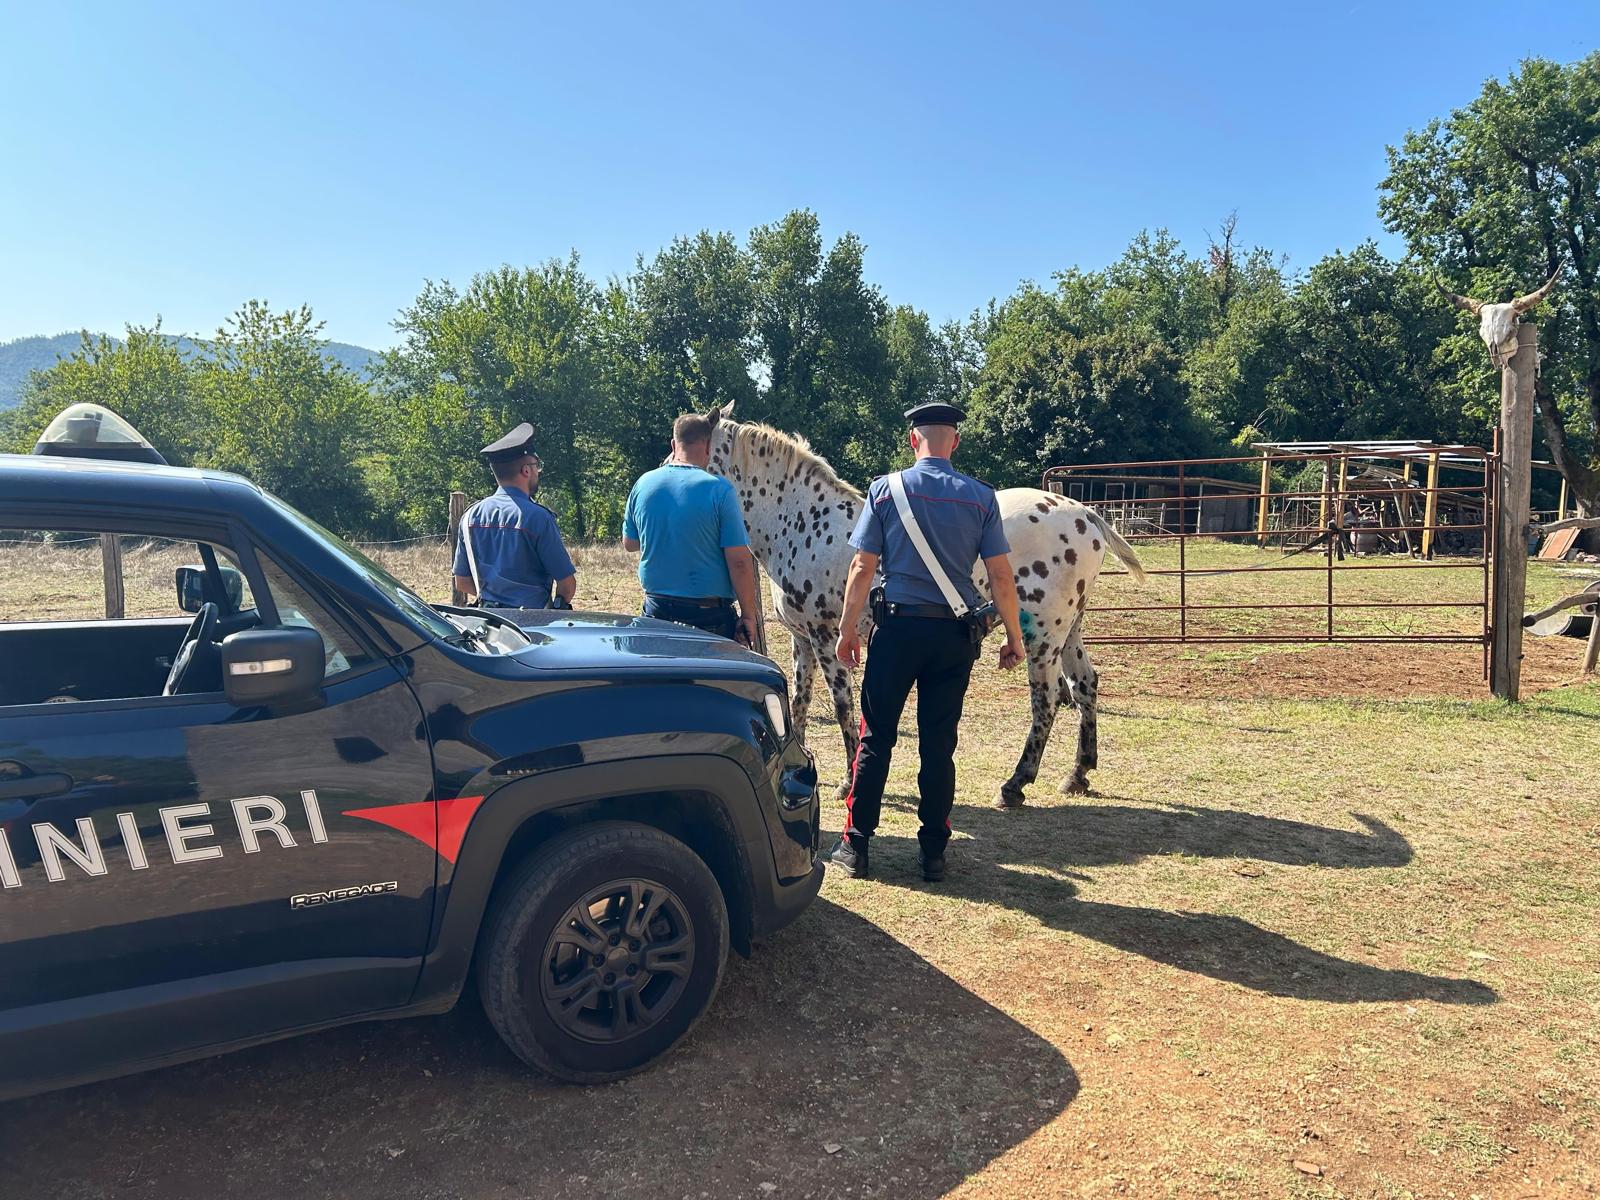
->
xmin=1086 ymin=510 xmax=1147 ymax=584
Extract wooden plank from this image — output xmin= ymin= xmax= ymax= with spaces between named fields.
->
xmin=1491 ymin=323 xmax=1537 ymax=701
xmin=1421 ymin=453 xmax=1440 ymax=560
xmin=447 ymin=491 xmax=469 ymax=605
xmin=1538 ymin=526 xmax=1581 ymax=561
xmin=1255 ymin=452 xmax=1271 ymax=546
xmin=100 ymin=533 xmax=124 ymax=620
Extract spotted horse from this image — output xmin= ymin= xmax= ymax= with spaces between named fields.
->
xmin=702 ymin=403 xmax=1146 ymax=806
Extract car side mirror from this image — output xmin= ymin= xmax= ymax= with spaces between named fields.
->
xmin=220 ymin=626 xmax=324 ymax=707
xmin=176 ymin=565 xmax=245 ymax=614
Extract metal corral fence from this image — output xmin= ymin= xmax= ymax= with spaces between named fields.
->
xmin=1042 ymin=441 xmax=1499 ymax=675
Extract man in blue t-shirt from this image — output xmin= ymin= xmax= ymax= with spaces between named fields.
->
xmin=622 ymin=413 xmax=758 ymax=645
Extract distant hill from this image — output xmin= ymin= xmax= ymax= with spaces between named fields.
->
xmin=0 ymin=332 xmax=382 ymax=410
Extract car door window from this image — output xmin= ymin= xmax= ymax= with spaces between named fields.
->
xmin=255 ymin=555 xmax=372 ymax=678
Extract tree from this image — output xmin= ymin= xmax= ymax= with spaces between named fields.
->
xmin=3 ymin=323 xmax=204 ymax=463
xmin=1380 ymin=54 xmax=1600 ymax=510
xmin=965 ymin=297 xmax=1216 ymax=488
xmin=194 ymin=302 xmax=376 ymax=532
xmin=382 ymin=258 xmax=609 ymax=538
xmin=748 ymin=211 xmax=895 ymax=480
xmin=1274 ymin=244 xmax=1469 ymax=443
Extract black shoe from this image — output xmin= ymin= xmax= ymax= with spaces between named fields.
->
xmin=827 ymin=834 xmax=869 ymax=878
xmin=918 ymin=850 xmax=946 ymax=883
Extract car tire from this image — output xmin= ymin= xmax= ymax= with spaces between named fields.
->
xmin=476 ymin=822 xmax=729 ymax=1083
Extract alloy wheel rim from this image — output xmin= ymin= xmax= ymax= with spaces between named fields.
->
xmin=538 ymin=877 xmax=696 ymax=1043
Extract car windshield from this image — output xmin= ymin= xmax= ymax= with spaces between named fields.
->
xmin=261 ymin=493 xmax=457 ymax=642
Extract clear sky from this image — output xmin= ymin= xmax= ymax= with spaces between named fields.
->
xmin=1 ymin=1 xmax=1594 ymax=350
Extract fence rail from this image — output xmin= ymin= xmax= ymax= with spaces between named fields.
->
xmin=1043 ymin=445 xmax=1496 ymax=674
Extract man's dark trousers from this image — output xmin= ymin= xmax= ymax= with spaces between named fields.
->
xmin=844 ymin=614 xmax=979 ymax=855
xmin=643 ymin=594 xmax=737 ymax=639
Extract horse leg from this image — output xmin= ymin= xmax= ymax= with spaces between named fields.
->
xmin=788 ymin=631 xmax=817 ymax=748
xmin=1060 ymin=631 xmax=1099 ymax=795
xmin=996 ymin=638 xmax=1064 ymax=809
xmin=813 ymin=633 xmax=859 ymax=801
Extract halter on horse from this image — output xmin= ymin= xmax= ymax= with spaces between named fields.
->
xmin=703 ymin=403 xmax=1145 ymax=805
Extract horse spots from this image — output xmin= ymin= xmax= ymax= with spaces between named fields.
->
xmin=1018 ymin=565 xmax=1031 ymax=578
xmin=1075 ymin=518 xmax=1087 ymax=534
xmin=1035 ymin=501 xmax=1050 ymax=514
xmin=1032 ymin=560 xmax=1047 ymax=578
xmin=1027 ymin=588 xmax=1045 ymax=603
xmin=1075 ymin=578 xmax=1085 ymax=594
xmin=1063 ymin=548 xmax=1077 ymax=564
xmin=1092 ymin=538 xmax=1100 ymax=551
xmin=1028 ymin=514 xmax=1039 ymax=523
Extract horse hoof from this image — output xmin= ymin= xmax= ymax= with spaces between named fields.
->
xmin=1060 ymin=776 xmax=1091 ymax=796
xmin=994 ymin=790 xmax=1026 ymax=810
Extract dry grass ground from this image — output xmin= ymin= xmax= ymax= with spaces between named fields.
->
xmin=3 ymin=537 xmax=1598 ymax=1198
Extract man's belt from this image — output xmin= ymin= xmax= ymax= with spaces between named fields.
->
xmin=647 ymin=593 xmax=733 ymax=609
xmin=880 ymin=601 xmax=960 ymax=621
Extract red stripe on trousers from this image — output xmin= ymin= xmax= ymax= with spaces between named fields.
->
xmin=842 ymin=715 xmax=868 ymax=836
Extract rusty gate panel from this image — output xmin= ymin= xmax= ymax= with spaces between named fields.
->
xmin=1042 ymin=443 xmax=1497 ymax=676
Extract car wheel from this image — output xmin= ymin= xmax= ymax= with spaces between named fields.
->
xmin=476 ymin=822 xmax=729 ymax=1082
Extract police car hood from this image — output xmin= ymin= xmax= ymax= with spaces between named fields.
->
xmin=493 ymin=609 xmax=774 ymax=674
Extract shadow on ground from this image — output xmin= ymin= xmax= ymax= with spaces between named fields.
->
xmin=862 ymin=798 xmax=1496 ymax=1007
xmin=0 ymin=899 xmax=1076 ymax=1200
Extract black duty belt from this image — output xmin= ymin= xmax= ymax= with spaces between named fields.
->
xmin=880 ymin=601 xmax=961 ymax=621
xmin=647 ymin=594 xmax=733 ymax=609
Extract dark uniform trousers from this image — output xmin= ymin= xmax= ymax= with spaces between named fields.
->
xmin=844 ymin=614 xmax=980 ymax=854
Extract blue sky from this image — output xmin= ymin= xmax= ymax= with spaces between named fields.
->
xmin=1 ymin=1 xmax=1593 ymax=349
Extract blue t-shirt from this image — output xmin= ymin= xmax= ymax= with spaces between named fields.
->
xmin=452 ymin=487 xmax=576 ymax=609
xmin=623 ymin=464 xmax=750 ymax=599
xmin=848 ymin=457 xmax=1010 ymax=610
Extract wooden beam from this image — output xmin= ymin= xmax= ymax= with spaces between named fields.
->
xmin=448 ymin=490 xmax=469 ymax=606
xmin=1421 ymin=452 xmax=1441 ymax=560
xmin=1535 ymin=516 xmax=1600 ymax=534
xmin=1557 ymin=476 xmax=1569 ymax=522
xmin=1318 ymin=461 xmax=1330 ymax=529
xmin=1491 ymin=323 xmax=1537 ymax=701
xmin=1585 ymin=605 xmax=1600 ymax=676
xmin=100 ymin=533 xmax=124 ymax=620
xmin=1256 ymin=452 xmax=1271 ymax=547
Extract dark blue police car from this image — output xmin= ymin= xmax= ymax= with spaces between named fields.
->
xmin=0 ymin=408 xmax=821 ymax=1099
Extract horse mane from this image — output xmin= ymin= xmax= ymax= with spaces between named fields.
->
xmin=727 ymin=420 xmax=864 ymax=501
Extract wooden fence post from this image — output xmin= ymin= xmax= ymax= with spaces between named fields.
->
xmin=1421 ymin=452 xmax=1441 ymax=561
xmin=1255 ymin=451 xmax=1271 ymax=547
xmin=1491 ymin=323 xmax=1537 ymax=701
xmin=1585 ymin=604 xmax=1600 ymax=677
xmin=447 ymin=491 xmax=468 ymax=605
xmin=100 ymin=533 xmax=124 ymax=619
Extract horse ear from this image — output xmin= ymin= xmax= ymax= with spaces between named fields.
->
xmin=704 ymin=404 xmax=721 ymax=430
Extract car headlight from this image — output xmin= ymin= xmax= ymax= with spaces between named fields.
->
xmin=763 ymin=692 xmax=787 ymax=740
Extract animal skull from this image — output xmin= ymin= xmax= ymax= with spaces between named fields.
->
xmin=1438 ymin=262 xmax=1562 ymax=369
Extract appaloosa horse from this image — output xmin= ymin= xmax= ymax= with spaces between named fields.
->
xmin=702 ymin=404 xmax=1146 ymax=806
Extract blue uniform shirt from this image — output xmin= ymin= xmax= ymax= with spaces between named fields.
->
xmin=623 ymin=464 xmax=750 ymax=598
xmin=453 ymin=487 xmax=576 ymax=609
xmin=848 ymin=457 xmax=1010 ymax=610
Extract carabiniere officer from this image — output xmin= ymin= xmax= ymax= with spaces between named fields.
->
xmin=829 ymin=402 xmax=1025 ymax=883
xmin=452 ymin=423 xmax=578 ymax=610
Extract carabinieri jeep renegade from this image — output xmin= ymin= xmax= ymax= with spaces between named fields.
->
xmin=0 ymin=437 xmax=821 ymax=1100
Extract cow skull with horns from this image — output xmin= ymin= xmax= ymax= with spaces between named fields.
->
xmin=1437 ymin=261 xmax=1563 ymax=369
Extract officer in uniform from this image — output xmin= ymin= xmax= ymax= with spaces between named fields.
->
xmin=452 ymin=423 xmax=578 ymax=610
xmin=829 ymin=402 xmax=1025 ymax=882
